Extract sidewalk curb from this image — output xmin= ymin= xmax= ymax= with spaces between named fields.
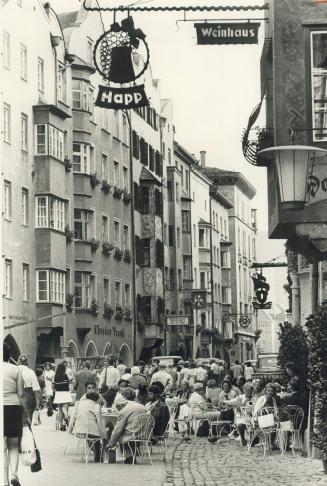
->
xmin=162 ymin=437 xmax=184 ymax=486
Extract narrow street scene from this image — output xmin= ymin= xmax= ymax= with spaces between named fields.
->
xmin=2 ymin=0 xmax=327 ymax=485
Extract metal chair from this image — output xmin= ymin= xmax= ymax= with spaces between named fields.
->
xmin=174 ymin=404 xmax=192 ymax=439
xmin=125 ymin=413 xmax=155 ymax=465
xmin=279 ymin=405 xmax=304 ymax=456
xmin=68 ymin=407 xmax=104 ymax=463
xmin=151 ymin=403 xmax=175 ymax=461
xmin=255 ymin=406 xmax=279 ymax=456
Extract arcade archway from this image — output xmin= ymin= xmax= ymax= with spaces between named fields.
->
xmin=119 ymin=343 xmax=132 ymax=366
xmin=85 ymin=340 xmax=98 ymax=357
xmin=67 ymin=340 xmax=79 ymax=358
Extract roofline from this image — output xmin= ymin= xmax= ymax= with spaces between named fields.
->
xmin=210 ymin=188 xmax=233 ymax=209
xmin=203 ymin=168 xmax=256 ymax=199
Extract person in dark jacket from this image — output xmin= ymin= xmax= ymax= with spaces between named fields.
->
xmin=74 ymin=361 xmax=96 ymax=401
xmin=145 ymin=385 xmax=170 ymax=438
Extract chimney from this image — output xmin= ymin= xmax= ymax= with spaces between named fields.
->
xmin=200 ymin=150 xmax=206 ymax=168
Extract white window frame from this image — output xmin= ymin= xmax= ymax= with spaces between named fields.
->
xmin=3 ymin=31 xmax=10 ymax=69
xmin=4 ymin=180 xmax=12 ymax=220
xmin=57 ymin=63 xmax=66 ymax=103
xmin=102 ymin=214 xmax=109 ymax=242
xmin=72 ymin=79 xmax=90 ymax=111
xmin=35 ymin=124 xmax=47 ymax=155
xmin=115 ymin=280 xmax=122 ymax=308
xmin=123 ymin=166 xmax=129 ymax=191
xmin=21 ymin=113 xmax=28 ymax=151
xmin=124 ymin=282 xmax=131 ymax=309
xmin=113 ymin=160 xmax=120 ymax=186
xmin=4 ymin=259 xmax=12 ymax=298
xmin=3 ymin=103 xmax=10 ymax=143
xmin=311 ymin=31 xmax=327 ymax=142
xmin=36 ymin=269 xmax=65 ymax=304
xmin=74 ymin=271 xmax=91 ymax=308
xmin=23 ymin=263 xmax=29 ymax=301
xmin=35 ymin=124 xmax=64 ymax=161
xmin=35 ymin=196 xmax=65 ymax=231
xmin=87 ymin=38 xmax=93 ymax=65
xmin=37 ymin=57 xmax=44 ymax=92
xmin=20 ymin=43 xmax=27 ymax=80
xmin=101 ymin=153 xmax=109 ymax=181
xmin=74 ymin=209 xmax=89 ymax=240
xmin=73 ymin=142 xmax=90 ymax=174
xmin=114 ymin=219 xmax=120 ymax=247
xmin=22 ymin=188 xmax=28 ymax=225
xmin=103 ymin=277 xmax=110 ymax=305
xmin=123 ymin=224 xmax=130 ymax=251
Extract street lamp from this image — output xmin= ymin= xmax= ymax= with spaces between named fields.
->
xmin=258 ymin=145 xmax=327 ymax=210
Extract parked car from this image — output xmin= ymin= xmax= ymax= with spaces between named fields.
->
xmin=150 ymin=355 xmax=183 ymax=366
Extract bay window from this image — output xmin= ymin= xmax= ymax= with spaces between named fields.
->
xmin=72 ymin=79 xmax=90 ymax=111
xmin=74 ymin=271 xmax=91 ymax=308
xmin=73 ymin=143 xmax=90 ymax=173
xmin=35 ymin=124 xmax=64 ymax=161
xmin=35 ymin=196 xmax=65 ymax=231
xmin=36 ymin=269 xmax=65 ymax=304
xmin=311 ymin=31 xmax=327 ymax=141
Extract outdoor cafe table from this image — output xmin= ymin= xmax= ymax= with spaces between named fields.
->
xmin=101 ymin=410 xmax=118 ymax=462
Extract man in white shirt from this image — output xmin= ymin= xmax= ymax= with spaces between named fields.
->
xmin=117 ymin=358 xmax=127 ymax=376
xmin=150 ymin=363 xmax=172 ymax=393
xmin=195 ymin=364 xmax=208 ymax=383
xmin=18 ymin=355 xmax=42 ymax=423
xmin=99 ymin=357 xmax=120 ymax=390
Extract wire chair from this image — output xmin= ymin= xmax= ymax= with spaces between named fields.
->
xmin=174 ymin=404 xmax=192 ymax=439
xmin=125 ymin=413 xmax=155 ymax=465
xmin=255 ymin=406 xmax=279 ymax=456
xmin=69 ymin=409 xmax=104 ymax=463
xmin=151 ymin=403 xmax=175 ymax=461
xmin=205 ymin=403 xmax=232 ymax=442
xmin=279 ymin=405 xmax=304 ymax=456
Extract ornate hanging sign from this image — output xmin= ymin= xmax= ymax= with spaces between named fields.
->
xmin=191 ymin=291 xmax=207 ymax=309
xmin=194 ymin=22 xmax=260 ymax=45
xmin=93 ymin=16 xmax=150 ymax=109
xmin=251 ymin=272 xmax=272 ymax=310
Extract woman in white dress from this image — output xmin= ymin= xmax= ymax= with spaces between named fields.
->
xmin=43 ymin=362 xmax=55 ymax=411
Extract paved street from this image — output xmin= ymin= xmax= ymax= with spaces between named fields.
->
xmin=164 ymin=437 xmax=327 ymax=486
xmin=18 ymin=411 xmax=165 ymax=486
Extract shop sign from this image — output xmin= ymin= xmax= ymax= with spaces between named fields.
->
xmin=307 ymin=161 xmax=327 ymax=204
xmin=194 ymin=22 xmax=260 ymax=45
xmin=93 ymin=16 xmax=149 ymax=110
xmin=191 ymin=291 xmax=207 ymax=309
xmin=94 ymin=325 xmax=124 ymax=338
xmin=167 ymin=315 xmax=189 ymax=326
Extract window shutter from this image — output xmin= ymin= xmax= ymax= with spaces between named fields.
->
xmin=155 ymin=151 xmax=160 ymax=176
xmin=149 ymin=146 xmax=154 ymax=171
xmin=134 ymin=182 xmax=139 ymax=211
xmin=143 ymin=141 xmax=148 ymax=166
xmin=135 ymin=235 xmax=140 ymax=265
xmin=140 ymin=238 xmax=145 ymax=266
xmin=132 ymin=131 xmax=139 ymax=159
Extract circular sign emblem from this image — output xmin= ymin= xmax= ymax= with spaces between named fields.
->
xmin=93 ymin=17 xmax=150 ymax=84
xmin=192 ymin=294 xmax=205 ymax=309
xmin=239 ymin=316 xmax=251 ymax=328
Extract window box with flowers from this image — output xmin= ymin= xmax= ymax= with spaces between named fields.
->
xmin=114 ymin=247 xmax=123 ymax=261
xmin=65 ymin=225 xmax=75 ymax=243
xmin=103 ymin=303 xmax=114 ymax=319
xmin=124 ymin=308 xmax=132 ymax=320
xmin=64 ymin=157 xmax=72 ymax=172
xmin=123 ymin=249 xmax=132 ymax=263
xmin=123 ymin=190 xmax=132 ymax=204
xmin=102 ymin=241 xmax=115 ymax=256
xmin=90 ymin=173 xmax=100 ymax=189
xmin=115 ymin=305 xmax=124 ymax=320
xmin=90 ymin=238 xmax=101 ymax=252
xmin=113 ymin=186 xmax=123 ymax=199
xmin=87 ymin=298 xmax=99 ymax=316
xmin=66 ymin=293 xmax=74 ymax=312
xmin=101 ymin=180 xmax=111 ymax=194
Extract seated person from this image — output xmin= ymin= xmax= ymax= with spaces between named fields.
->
xmin=101 ymin=385 xmax=118 ymax=408
xmin=111 ymin=380 xmax=129 ymax=410
xmin=252 ymin=379 xmax=265 ymax=403
xmin=145 ymin=385 xmax=170 ymax=438
xmin=253 ymin=383 xmax=279 ymax=450
xmin=108 ymin=387 xmax=147 ymax=463
xmin=222 ymin=382 xmax=254 ymax=446
xmin=280 ymin=377 xmax=304 ymax=408
xmin=217 ymin=380 xmax=237 ymax=422
xmin=151 ymin=381 xmax=166 ymax=402
xmin=236 ymin=376 xmax=246 ymax=394
xmin=80 ymin=382 xmax=106 ymax=407
xmin=136 ymin=383 xmax=149 ymax=406
xmin=71 ymin=391 xmax=106 ymax=462
xmin=206 ymin=379 xmax=221 ymax=405
xmin=176 ymin=380 xmax=191 ymax=401
xmin=189 ymin=383 xmax=221 ymax=420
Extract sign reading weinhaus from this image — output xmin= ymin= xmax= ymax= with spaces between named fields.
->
xmin=195 ymin=22 xmax=260 ymax=45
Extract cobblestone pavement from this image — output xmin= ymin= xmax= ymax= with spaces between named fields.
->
xmin=164 ymin=437 xmax=327 ymax=486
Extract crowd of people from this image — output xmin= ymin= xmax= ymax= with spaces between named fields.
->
xmin=3 ymin=343 xmax=309 ymax=483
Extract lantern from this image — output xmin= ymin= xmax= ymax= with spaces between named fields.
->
xmin=258 ymin=145 xmax=327 ymax=210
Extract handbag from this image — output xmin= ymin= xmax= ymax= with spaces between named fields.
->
xmin=21 ymin=425 xmax=36 ymax=466
xmin=258 ymin=413 xmax=275 ymax=429
xmin=31 ymin=447 xmax=42 ymax=473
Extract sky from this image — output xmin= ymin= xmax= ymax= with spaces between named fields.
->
xmin=52 ymin=0 xmax=288 ymax=307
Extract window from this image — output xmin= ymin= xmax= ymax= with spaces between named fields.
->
xmin=35 ymin=196 xmax=65 ymax=231
xmin=155 ymin=151 xmax=161 ymax=176
xmin=113 ymin=111 xmax=119 ymax=139
xmin=4 ymin=260 xmax=12 ymax=298
xmin=4 ymin=180 xmax=12 ymax=219
xmin=155 ymin=188 xmax=162 ymax=216
xmin=178 ymin=269 xmax=182 ymax=290
xmin=164 ymin=224 xmax=168 ymax=245
xmin=23 ymin=264 xmax=29 ymax=301
xmin=74 ymin=272 xmax=91 ymax=308
xmin=168 ymin=148 xmax=171 ymax=165
xmin=143 ymin=238 xmax=150 ymax=266
xmin=123 ymin=166 xmax=128 ymax=191
xmin=115 ymin=281 xmax=122 ymax=308
xmin=37 ymin=57 xmax=44 ymax=92
xmin=177 ymin=227 xmax=181 ymax=248
xmin=183 ymin=256 xmax=191 ymax=279
xmin=167 ymin=181 xmax=173 ymax=202
xmin=3 ymin=31 xmax=10 ymax=69
xmin=35 ymin=124 xmax=46 ymax=154
xmin=123 ymin=225 xmax=129 ymax=250
xmin=132 ymin=131 xmax=140 ymax=158
xmin=73 ymin=143 xmax=90 ymax=173
xmin=222 ymin=287 xmax=232 ymax=304
xmin=143 ymin=296 xmax=151 ymax=322
xmin=3 ymin=103 xmax=10 ymax=142
xmin=20 ymin=43 xmax=27 ymax=80
xmin=72 ymin=79 xmax=90 ymax=110
xmin=122 ymin=114 xmax=128 ymax=144
xmin=193 ymin=224 xmax=197 ymax=246
xmin=113 ymin=161 xmax=119 ymax=186
xmin=181 ymin=166 xmax=184 ymax=186
xmin=57 ymin=64 xmax=66 ymax=103
xmin=156 ymin=239 xmax=163 ymax=267
xmin=102 ymin=215 xmax=109 ymax=241
xmin=22 ymin=188 xmax=28 ymax=225
xmin=87 ymin=38 xmax=93 ymax=65
xmin=311 ymin=31 xmax=327 ymax=141
xmin=74 ymin=209 xmax=90 ymax=240
xmin=124 ymin=283 xmax=131 ymax=309
xmin=104 ymin=277 xmax=110 ymax=304
xmin=141 ymin=186 xmax=149 ymax=213
xmin=114 ymin=220 xmax=120 ymax=247
xmin=221 ymin=251 xmax=230 ymax=268
xmin=182 ymin=211 xmax=190 ymax=231
xmin=149 ymin=146 xmax=155 ymax=171
xmin=101 ymin=153 xmax=109 ymax=181
xmin=36 ymin=269 xmax=65 ymax=304
xmin=169 ymin=269 xmax=175 ymax=290
xmin=89 ymin=86 xmax=94 ymax=120
xmin=199 ymin=228 xmax=205 ymax=247
xmin=35 ymin=125 xmax=64 ymax=160
xmin=185 ymin=169 xmax=189 ymax=192
xmin=200 ymin=272 xmax=206 ymax=289
xmin=194 ymin=268 xmax=198 ymax=287
xmin=176 ymin=182 xmax=180 ymax=201
xmin=168 ymin=225 xmax=174 ymax=247
xmin=21 ymin=113 xmax=28 ymax=151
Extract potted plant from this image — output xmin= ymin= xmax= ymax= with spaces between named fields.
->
xmin=90 ymin=238 xmax=100 ymax=252
xmin=66 ymin=293 xmax=74 ymax=312
xmin=137 ymin=321 xmax=145 ymax=332
xmin=90 ymin=173 xmax=100 ymax=189
xmin=124 ymin=308 xmax=132 ymax=320
xmin=64 ymin=157 xmax=72 ymax=172
xmin=65 ymin=225 xmax=75 ymax=243
xmin=102 ymin=241 xmax=115 ymax=256
xmin=123 ymin=249 xmax=132 ymax=263
xmin=306 ymin=300 xmax=327 ymax=473
xmin=113 ymin=186 xmax=123 ymax=199
xmin=101 ymin=180 xmax=111 ymax=194
xmin=115 ymin=305 xmax=124 ymax=320
xmin=114 ymin=247 xmax=123 ymax=261
xmin=103 ymin=303 xmax=114 ymax=319
xmin=196 ymin=324 xmax=202 ymax=335
xmin=123 ymin=189 xmax=132 ymax=204
xmin=90 ymin=298 xmax=99 ymax=316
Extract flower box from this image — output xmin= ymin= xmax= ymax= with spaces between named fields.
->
xmin=123 ymin=249 xmax=132 ymax=263
xmin=101 ymin=180 xmax=111 ymax=194
xmin=123 ymin=190 xmax=132 ymax=204
xmin=114 ymin=247 xmax=123 ymax=261
xmin=90 ymin=173 xmax=100 ymax=189
xmin=102 ymin=242 xmax=115 ymax=256
xmin=90 ymin=238 xmax=101 ymax=252
xmin=103 ymin=303 xmax=114 ymax=319
xmin=113 ymin=186 xmax=123 ymax=199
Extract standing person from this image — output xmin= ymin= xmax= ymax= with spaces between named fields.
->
xmin=99 ymin=357 xmax=120 ymax=391
xmin=180 ymin=362 xmax=190 ymax=383
xmin=195 ymin=363 xmax=208 ymax=384
xmin=43 ymin=362 xmax=55 ymax=411
xmin=252 ymin=378 xmax=265 ymax=403
xmin=117 ymin=358 xmax=127 ymax=376
xmin=150 ymin=363 xmax=172 ymax=393
xmin=18 ymin=355 xmax=42 ymax=424
xmin=210 ymin=359 xmax=220 ymax=384
xmin=93 ymin=363 xmax=102 ymax=389
xmin=244 ymin=362 xmax=255 ymax=382
xmin=232 ymin=360 xmax=243 ymax=380
xmin=33 ymin=368 xmax=45 ymax=425
xmin=3 ymin=342 xmax=24 ymax=486
xmin=74 ymin=361 xmax=96 ymax=401
xmin=167 ymin=364 xmax=178 ymax=392
xmin=63 ymin=360 xmax=75 ymax=391
xmin=128 ymin=366 xmax=146 ymax=391
xmin=53 ymin=362 xmax=73 ymax=431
